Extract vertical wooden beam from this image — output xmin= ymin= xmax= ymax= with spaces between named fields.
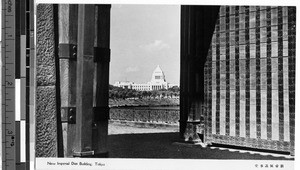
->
xmin=73 ymin=4 xmax=95 ymax=157
xmin=92 ymin=4 xmax=111 ymax=158
xmin=58 ymin=4 xmax=78 ymax=157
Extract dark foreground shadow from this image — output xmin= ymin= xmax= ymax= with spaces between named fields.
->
xmin=108 ymin=132 xmax=293 ymax=160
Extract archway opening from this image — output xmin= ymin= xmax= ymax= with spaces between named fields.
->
xmin=108 ymin=5 xmax=181 ymax=157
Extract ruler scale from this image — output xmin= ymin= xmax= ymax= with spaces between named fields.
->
xmin=2 ymin=0 xmax=31 ymax=169
xmin=16 ymin=0 xmax=27 ymax=169
xmin=15 ymin=0 xmax=21 ymax=168
xmin=2 ymin=0 xmax=16 ymax=170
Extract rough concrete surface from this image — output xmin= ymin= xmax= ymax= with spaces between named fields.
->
xmin=36 ymin=4 xmax=58 ymax=157
xmin=36 ymin=86 xmax=58 ymax=157
xmin=36 ymin=4 xmax=56 ymax=87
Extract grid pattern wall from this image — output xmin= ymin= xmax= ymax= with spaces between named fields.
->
xmin=204 ymin=6 xmax=296 ymax=153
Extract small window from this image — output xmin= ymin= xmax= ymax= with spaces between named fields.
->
xmin=155 ymin=76 xmax=160 ymax=79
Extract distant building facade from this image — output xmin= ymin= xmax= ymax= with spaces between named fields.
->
xmin=114 ymin=65 xmax=178 ymax=91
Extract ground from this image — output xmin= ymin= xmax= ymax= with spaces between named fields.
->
xmin=0 ymin=123 xmax=293 ymax=168
xmin=108 ymin=123 xmax=294 ymax=160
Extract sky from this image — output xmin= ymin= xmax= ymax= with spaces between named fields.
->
xmin=109 ymin=4 xmax=180 ymax=85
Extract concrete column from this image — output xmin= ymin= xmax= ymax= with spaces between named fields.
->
xmin=92 ymin=4 xmax=111 ymax=157
xmin=180 ymin=6 xmax=219 ymax=143
xmin=36 ymin=4 xmax=60 ymax=157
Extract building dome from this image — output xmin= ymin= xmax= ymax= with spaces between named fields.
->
xmin=114 ymin=65 xmax=178 ymax=91
xmin=150 ymin=65 xmax=166 ymax=84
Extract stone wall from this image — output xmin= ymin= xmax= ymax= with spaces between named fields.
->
xmin=204 ymin=6 xmax=296 ymax=154
xmin=36 ymin=4 xmax=59 ymax=157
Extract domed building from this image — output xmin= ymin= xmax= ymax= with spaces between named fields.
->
xmin=114 ymin=65 xmax=178 ymax=91
xmin=149 ymin=65 xmax=168 ymax=90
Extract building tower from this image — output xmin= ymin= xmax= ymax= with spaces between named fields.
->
xmin=150 ymin=65 xmax=168 ymax=90
xmin=150 ymin=65 xmax=166 ymax=83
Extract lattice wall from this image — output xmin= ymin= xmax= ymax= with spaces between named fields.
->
xmin=204 ymin=6 xmax=296 ymax=154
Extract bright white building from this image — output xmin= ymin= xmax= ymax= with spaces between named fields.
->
xmin=114 ymin=65 xmax=178 ymax=91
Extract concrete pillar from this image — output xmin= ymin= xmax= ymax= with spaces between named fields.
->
xmin=36 ymin=4 xmax=60 ymax=157
xmin=92 ymin=4 xmax=111 ymax=157
xmin=180 ymin=6 xmax=220 ymax=143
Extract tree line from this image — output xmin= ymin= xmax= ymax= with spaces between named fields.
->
xmin=109 ymin=85 xmax=180 ymax=99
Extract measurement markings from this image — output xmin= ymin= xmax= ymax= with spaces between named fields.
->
xmin=3 ymin=0 xmax=17 ymax=169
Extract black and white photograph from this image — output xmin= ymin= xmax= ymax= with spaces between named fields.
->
xmin=1 ymin=0 xmax=299 ymax=169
